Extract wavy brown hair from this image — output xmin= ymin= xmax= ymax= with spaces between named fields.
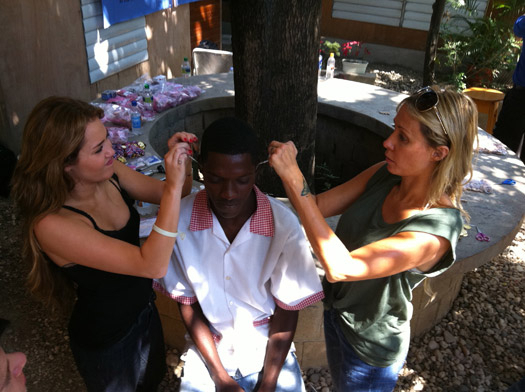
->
xmin=11 ymin=96 xmax=104 ymax=311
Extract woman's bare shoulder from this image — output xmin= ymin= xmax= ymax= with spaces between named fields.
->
xmin=35 ymin=208 xmax=92 ymax=237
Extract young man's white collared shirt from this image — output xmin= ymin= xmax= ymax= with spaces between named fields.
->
xmin=155 ymin=186 xmax=324 ymax=376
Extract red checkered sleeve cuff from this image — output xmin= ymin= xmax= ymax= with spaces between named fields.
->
xmin=153 ymin=280 xmax=198 ymax=305
xmin=273 ymin=291 xmax=325 ymax=311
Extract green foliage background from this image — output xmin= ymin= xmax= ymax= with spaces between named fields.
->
xmin=438 ymin=0 xmax=525 ymax=90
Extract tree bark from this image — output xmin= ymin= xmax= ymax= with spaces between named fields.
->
xmin=230 ymin=0 xmax=322 ymax=196
xmin=423 ymin=0 xmax=447 ymax=86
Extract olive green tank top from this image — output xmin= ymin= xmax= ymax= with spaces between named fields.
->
xmin=323 ymin=164 xmax=463 ymax=367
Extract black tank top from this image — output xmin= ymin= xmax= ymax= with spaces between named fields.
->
xmin=61 ymin=175 xmax=153 ymax=347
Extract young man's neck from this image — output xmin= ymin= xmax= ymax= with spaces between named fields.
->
xmin=214 ymin=190 xmax=257 ymax=243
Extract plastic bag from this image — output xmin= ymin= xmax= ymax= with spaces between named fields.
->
xmin=463 ymin=179 xmax=493 ymax=194
xmin=151 ymin=83 xmax=202 ymax=113
xmin=113 ymin=141 xmax=146 ymax=163
xmin=95 ymin=103 xmax=132 ymax=127
xmin=107 ymin=127 xmax=130 ymax=144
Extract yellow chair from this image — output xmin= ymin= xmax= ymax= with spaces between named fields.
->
xmin=463 ymin=87 xmax=505 ymax=134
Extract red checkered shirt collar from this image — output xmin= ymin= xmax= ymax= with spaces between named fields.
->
xmin=189 ymin=185 xmax=274 ymax=237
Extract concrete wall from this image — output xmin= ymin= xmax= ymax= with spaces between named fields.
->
xmin=316 ymin=111 xmax=386 ymax=187
xmin=325 ymin=39 xmax=426 ymax=72
xmin=319 ymin=0 xmax=428 ymax=71
xmin=321 ymin=0 xmax=428 ymax=51
xmin=0 ymin=1 xmax=191 ymax=155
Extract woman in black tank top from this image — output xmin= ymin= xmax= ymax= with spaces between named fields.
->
xmin=11 ymin=96 xmax=197 ymax=391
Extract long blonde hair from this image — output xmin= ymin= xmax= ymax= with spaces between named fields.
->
xmin=11 ymin=96 xmax=104 ymax=311
xmin=399 ymin=87 xmax=478 ymax=219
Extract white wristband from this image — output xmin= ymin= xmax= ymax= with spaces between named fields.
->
xmin=152 ymin=224 xmax=185 ymax=239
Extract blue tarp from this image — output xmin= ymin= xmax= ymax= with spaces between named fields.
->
xmin=102 ymin=0 xmax=172 ymax=28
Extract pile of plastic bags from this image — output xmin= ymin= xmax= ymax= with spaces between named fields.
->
xmin=93 ymin=74 xmax=203 ymax=163
xmin=93 ymin=73 xmax=203 ymax=129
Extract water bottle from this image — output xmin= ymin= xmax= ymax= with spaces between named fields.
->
xmin=318 ymin=53 xmax=323 ymax=78
xmin=325 ymin=53 xmax=335 ymax=80
xmin=130 ymin=100 xmax=142 ymax=135
xmin=142 ymin=84 xmax=153 ymax=110
xmin=181 ymin=57 xmax=191 ymax=78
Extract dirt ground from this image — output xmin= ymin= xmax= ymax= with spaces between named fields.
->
xmin=2 ymin=200 xmax=524 ymax=392
xmin=0 ymin=197 xmax=84 ymax=391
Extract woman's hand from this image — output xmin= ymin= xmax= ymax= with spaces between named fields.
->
xmin=168 ymin=132 xmax=198 ymax=194
xmin=164 ymin=132 xmax=198 ymax=190
xmin=163 ymin=141 xmax=191 ymax=190
xmin=167 ymin=131 xmax=198 ymax=152
xmin=267 ymin=141 xmax=302 ymax=184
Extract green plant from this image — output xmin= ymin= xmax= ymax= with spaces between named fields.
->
xmin=315 ymin=162 xmax=340 ymax=192
xmin=450 ymin=71 xmax=467 ymax=91
xmin=320 ymin=40 xmax=341 ymax=57
xmin=438 ymin=0 xmax=524 ymax=89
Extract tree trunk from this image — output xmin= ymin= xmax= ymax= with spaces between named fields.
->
xmin=423 ymin=0 xmax=447 ymax=86
xmin=230 ymin=0 xmax=322 ymax=196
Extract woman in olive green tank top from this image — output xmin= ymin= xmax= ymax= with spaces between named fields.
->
xmin=268 ymin=87 xmax=478 ymax=391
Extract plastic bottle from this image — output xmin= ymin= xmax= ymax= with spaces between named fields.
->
xmin=142 ymin=84 xmax=153 ymax=110
xmin=181 ymin=57 xmax=191 ymax=78
xmin=325 ymin=53 xmax=335 ymax=80
xmin=318 ymin=53 xmax=323 ymax=78
xmin=130 ymin=100 xmax=142 ymax=135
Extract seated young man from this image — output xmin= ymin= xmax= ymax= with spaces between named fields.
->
xmin=155 ymin=117 xmax=324 ymax=391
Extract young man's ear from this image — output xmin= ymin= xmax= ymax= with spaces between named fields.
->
xmin=432 ymin=146 xmax=449 ymax=162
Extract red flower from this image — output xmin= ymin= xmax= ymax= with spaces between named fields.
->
xmin=342 ymin=41 xmax=370 ymax=59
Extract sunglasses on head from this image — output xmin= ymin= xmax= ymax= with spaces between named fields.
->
xmin=414 ymin=87 xmax=449 ymax=137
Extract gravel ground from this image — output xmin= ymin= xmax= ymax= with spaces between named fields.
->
xmin=1 ymin=65 xmax=523 ymax=391
xmin=370 ymin=63 xmax=425 ymax=94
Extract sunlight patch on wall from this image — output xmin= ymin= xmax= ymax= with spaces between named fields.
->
xmin=81 ymin=0 xmax=149 ymax=83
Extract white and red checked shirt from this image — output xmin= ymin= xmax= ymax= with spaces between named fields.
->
xmin=155 ymin=186 xmax=324 ymax=376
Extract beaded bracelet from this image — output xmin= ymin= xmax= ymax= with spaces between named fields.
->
xmin=152 ymin=224 xmax=185 ymax=239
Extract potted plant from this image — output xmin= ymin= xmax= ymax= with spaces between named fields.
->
xmin=319 ymin=40 xmax=341 ymax=70
xmin=320 ymin=40 xmax=341 ymax=58
xmin=438 ymin=0 xmax=524 ymax=89
xmin=341 ymin=41 xmax=371 ymax=74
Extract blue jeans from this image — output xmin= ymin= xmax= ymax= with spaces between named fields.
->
xmin=70 ymin=300 xmax=166 ymax=392
xmin=507 ymin=376 xmax=525 ymax=392
xmin=324 ymin=309 xmax=406 ymax=392
xmin=180 ymin=347 xmax=305 ymax=392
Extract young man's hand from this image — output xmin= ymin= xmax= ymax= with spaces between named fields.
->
xmin=214 ymin=375 xmax=244 ymax=392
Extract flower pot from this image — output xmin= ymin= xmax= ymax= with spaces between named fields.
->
xmin=342 ymin=59 xmax=368 ymax=74
xmin=466 ymin=65 xmax=494 ymax=88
